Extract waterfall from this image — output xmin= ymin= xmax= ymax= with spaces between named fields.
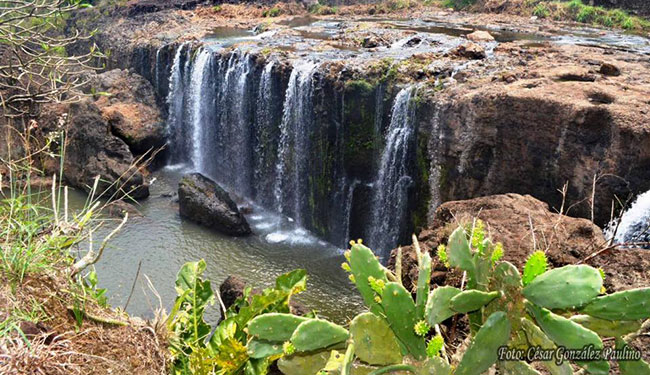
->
xmin=166 ymin=42 xmax=192 ymax=166
xmin=162 ymin=48 xmax=421 ymax=251
xmin=369 ymin=87 xmax=417 ymax=255
xmin=188 ymin=48 xmax=213 ymax=171
xmin=606 ymin=190 xmax=650 ymax=246
xmin=274 ymin=61 xmax=317 ymax=224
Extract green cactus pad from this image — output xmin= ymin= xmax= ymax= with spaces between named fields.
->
xmin=446 ymin=227 xmax=475 ymax=273
xmin=248 ymin=339 xmax=284 ymax=359
xmin=455 ymin=311 xmax=511 ymax=375
xmin=421 ymin=357 xmax=452 ymax=375
xmin=501 ymin=361 xmax=541 ymax=374
xmin=519 ymin=318 xmax=574 ymax=375
xmin=348 ymin=243 xmax=389 ymax=315
xmin=522 ymin=265 xmax=602 ymax=309
xmin=450 ymin=290 xmax=500 ymax=313
xmin=248 ymin=313 xmax=309 ymax=342
xmin=349 ymin=312 xmax=402 ymax=365
xmin=527 ymin=302 xmax=609 ymax=374
xmin=615 ymin=338 xmax=650 ymax=374
xmin=382 ymin=282 xmax=427 ymax=359
xmin=415 ymin=252 xmax=432 ymax=321
xmin=569 ymin=315 xmax=642 ymax=337
xmin=581 ymin=288 xmax=650 ymax=321
xmin=290 ymin=319 xmax=349 ymax=353
xmin=277 ymin=351 xmax=330 ymax=375
xmin=425 ymin=286 xmax=461 ymax=326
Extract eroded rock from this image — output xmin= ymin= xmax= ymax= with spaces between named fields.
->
xmin=178 ymin=173 xmax=251 ymax=236
xmin=467 ymin=30 xmax=495 ymax=42
xmin=91 ymin=69 xmax=165 ymax=155
xmin=452 ymin=42 xmax=486 ymax=59
xmin=39 ymin=101 xmax=149 ymax=200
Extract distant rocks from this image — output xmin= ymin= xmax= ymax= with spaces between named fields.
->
xmin=466 ymin=30 xmax=495 ymax=42
xmin=178 ymin=173 xmax=251 ymax=236
xmin=453 ymin=42 xmax=486 ymax=59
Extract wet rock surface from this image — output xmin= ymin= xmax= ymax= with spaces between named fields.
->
xmin=178 ymin=173 xmax=252 ymax=236
xmin=39 ymin=101 xmax=150 ymax=200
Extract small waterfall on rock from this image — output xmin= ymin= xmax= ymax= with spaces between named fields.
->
xmin=369 ymin=87 xmax=417 ymax=254
xmin=607 ymin=190 xmax=650 ymax=246
xmin=166 ymin=42 xmax=192 ymax=166
xmin=274 ymin=61 xmax=317 ymax=225
xmin=189 ymin=48 xmax=214 ymax=171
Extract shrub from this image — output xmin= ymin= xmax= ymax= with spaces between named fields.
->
xmin=442 ymin=0 xmax=476 ymax=10
xmin=533 ymin=3 xmax=550 ymax=18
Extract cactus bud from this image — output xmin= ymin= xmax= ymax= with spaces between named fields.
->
xmin=426 ymin=335 xmax=444 ymax=358
xmin=341 ymin=262 xmax=351 ymax=272
xmin=437 ymin=244 xmax=449 ymax=267
xmin=414 ymin=320 xmax=430 ymax=336
xmin=348 ymin=274 xmax=355 ymax=283
xmin=491 ymin=243 xmax=504 ymax=264
xmin=283 ymin=341 xmax=295 ymax=356
xmin=368 ymin=276 xmax=385 ymax=294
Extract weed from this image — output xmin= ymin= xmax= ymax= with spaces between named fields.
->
xmin=533 ymin=3 xmax=550 ymax=18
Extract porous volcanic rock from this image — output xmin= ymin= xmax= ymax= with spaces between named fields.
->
xmin=39 ymin=101 xmax=150 ymax=199
xmin=178 ymin=173 xmax=251 ymax=236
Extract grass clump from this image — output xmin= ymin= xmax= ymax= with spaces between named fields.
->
xmin=561 ymin=0 xmax=650 ymax=30
xmin=262 ymin=6 xmax=282 ymax=17
xmin=533 ymin=3 xmax=550 ymax=18
xmin=308 ymin=3 xmax=338 ymax=15
xmin=442 ymin=0 xmax=476 ymax=10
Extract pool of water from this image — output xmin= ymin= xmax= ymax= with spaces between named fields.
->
xmin=74 ymin=167 xmax=363 ymax=324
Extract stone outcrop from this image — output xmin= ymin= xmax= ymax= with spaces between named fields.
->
xmin=39 ymin=101 xmax=150 ymax=199
xmin=178 ymin=173 xmax=252 ymax=236
xmin=428 ymin=58 xmax=650 ymax=227
xmin=91 ymin=69 xmax=165 ymax=155
xmin=389 ymin=194 xmax=650 ymax=296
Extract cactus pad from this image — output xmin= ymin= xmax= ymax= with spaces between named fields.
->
xmin=290 ymin=319 xmax=349 ymax=353
xmin=450 ymin=290 xmax=500 ymax=313
xmin=248 ymin=313 xmax=309 ymax=342
xmin=447 ymin=227 xmax=475 ymax=272
xmin=569 ymin=315 xmax=642 ymax=337
xmin=522 ymin=265 xmax=602 ymax=309
xmin=455 ymin=311 xmax=511 ymax=375
xmin=349 ymin=312 xmax=402 ymax=365
xmin=425 ymin=286 xmax=461 ymax=326
xmin=382 ymin=282 xmax=427 ymax=359
xmin=581 ymin=288 xmax=650 ymax=321
xmin=348 ymin=243 xmax=389 ymax=315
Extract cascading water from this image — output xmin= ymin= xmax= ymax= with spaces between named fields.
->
xmin=163 ymin=44 xmax=420 ymax=253
xmin=369 ymin=87 xmax=417 ymax=255
xmin=274 ymin=61 xmax=317 ymax=225
xmin=606 ymin=190 xmax=650 ymax=246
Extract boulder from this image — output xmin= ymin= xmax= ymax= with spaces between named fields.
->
xmin=466 ymin=30 xmax=495 ymax=42
xmin=452 ymin=42 xmax=486 ymax=60
xmin=91 ymin=69 xmax=165 ymax=155
xmin=39 ymin=101 xmax=149 ymax=199
xmin=178 ymin=173 xmax=251 ymax=236
xmin=599 ymin=62 xmax=621 ymax=77
xmin=389 ymin=194 xmax=650 ymax=297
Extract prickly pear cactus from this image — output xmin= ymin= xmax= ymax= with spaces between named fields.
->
xmin=349 ymin=312 xmax=402 ymax=365
xmin=247 ymin=339 xmax=284 ymax=359
xmin=425 ymin=286 xmax=461 ymax=326
xmin=522 ymin=265 xmax=603 ymax=310
xmin=569 ymin=315 xmax=642 ymax=337
xmin=347 ymin=243 xmax=389 ymax=315
xmin=415 ymin=252 xmax=432 ymax=321
xmin=278 ymin=351 xmax=330 ymax=375
xmin=501 ymin=361 xmax=541 ymax=375
xmin=581 ymin=288 xmax=650 ymax=321
xmin=382 ymin=282 xmax=427 ymax=359
xmin=446 ymin=227 xmax=475 ymax=273
xmin=519 ymin=318 xmax=573 ymax=375
xmin=450 ymin=290 xmax=500 ymax=313
xmin=455 ymin=311 xmax=511 ymax=375
xmin=290 ymin=319 xmax=349 ymax=353
xmin=615 ymin=338 xmax=650 ymax=374
xmin=248 ymin=313 xmax=309 ymax=342
xmin=527 ymin=302 xmax=609 ymax=374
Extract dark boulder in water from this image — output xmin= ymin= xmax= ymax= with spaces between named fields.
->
xmin=178 ymin=173 xmax=251 ymax=236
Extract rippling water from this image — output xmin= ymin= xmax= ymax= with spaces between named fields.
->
xmin=71 ymin=168 xmax=363 ymax=324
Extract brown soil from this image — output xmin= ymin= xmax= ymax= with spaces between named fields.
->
xmin=0 ymin=267 xmax=168 ymax=374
